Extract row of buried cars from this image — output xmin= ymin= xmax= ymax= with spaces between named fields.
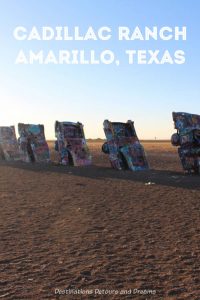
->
xmin=0 ymin=112 xmax=200 ymax=174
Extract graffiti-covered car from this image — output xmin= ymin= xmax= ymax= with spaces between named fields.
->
xmin=171 ymin=112 xmax=200 ymax=174
xmin=55 ymin=121 xmax=92 ymax=166
xmin=18 ymin=123 xmax=50 ymax=163
xmin=102 ymin=120 xmax=149 ymax=171
xmin=0 ymin=126 xmax=20 ymax=161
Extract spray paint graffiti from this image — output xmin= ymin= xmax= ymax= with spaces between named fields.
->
xmin=171 ymin=112 xmax=200 ymax=174
xmin=55 ymin=121 xmax=92 ymax=166
xmin=102 ymin=120 xmax=149 ymax=171
xmin=18 ymin=123 xmax=50 ymax=163
xmin=0 ymin=126 xmax=20 ymax=161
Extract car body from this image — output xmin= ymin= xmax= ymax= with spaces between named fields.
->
xmin=55 ymin=121 xmax=92 ymax=166
xmin=0 ymin=126 xmax=20 ymax=161
xmin=171 ymin=112 xmax=200 ymax=174
xmin=18 ymin=123 xmax=50 ymax=163
xmin=102 ymin=120 xmax=149 ymax=171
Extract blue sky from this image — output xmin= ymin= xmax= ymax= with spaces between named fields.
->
xmin=0 ymin=0 xmax=200 ymax=139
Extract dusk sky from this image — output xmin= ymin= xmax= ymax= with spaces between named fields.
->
xmin=0 ymin=0 xmax=200 ymax=139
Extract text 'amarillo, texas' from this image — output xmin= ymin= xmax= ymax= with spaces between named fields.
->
xmin=14 ymin=26 xmax=187 ymax=65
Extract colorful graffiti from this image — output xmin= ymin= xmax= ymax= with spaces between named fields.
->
xmin=171 ymin=112 xmax=200 ymax=174
xmin=0 ymin=126 xmax=20 ymax=161
xmin=102 ymin=120 xmax=149 ymax=171
xmin=18 ymin=123 xmax=50 ymax=163
xmin=55 ymin=121 xmax=92 ymax=166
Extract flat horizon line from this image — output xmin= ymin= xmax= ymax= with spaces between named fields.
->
xmin=47 ymin=139 xmax=171 ymax=142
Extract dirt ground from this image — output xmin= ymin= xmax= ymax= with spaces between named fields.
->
xmin=0 ymin=141 xmax=200 ymax=300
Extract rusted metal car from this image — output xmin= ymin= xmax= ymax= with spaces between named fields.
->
xmin=0 ymin=126 xmax=20 ymax=161
xmin=171 ymin=112 xmax=200 ymax=174
xmin=18 ymin=123 xmax=50 ymax=163
xmin=55 ymin=121 xmax=92 ymax=166
xmin=102 ymin=120 xmax=149 ymax=171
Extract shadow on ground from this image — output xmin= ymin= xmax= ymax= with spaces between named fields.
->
xmin=0 ymin=161 xmax=199 ymax=190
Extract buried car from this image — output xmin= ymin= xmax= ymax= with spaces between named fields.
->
xmin=171 ymin=112 xmax=200 ymax=174
xmin=55 ymin=121 xmax=92 ymax=166
xmin=18 ymin=123 xmax=50 ymax=163
xmin=102 ymin=120 xmax=149 ymax=171
xmin=0 ymin=126 xmax=20 ymax=161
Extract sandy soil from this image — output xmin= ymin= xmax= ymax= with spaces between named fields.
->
xmin=0 ymin=141 xmax=200 ymax=299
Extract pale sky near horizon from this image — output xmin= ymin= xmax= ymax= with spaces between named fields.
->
xmin=0 ymin=1 xmax=200 ymax=139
